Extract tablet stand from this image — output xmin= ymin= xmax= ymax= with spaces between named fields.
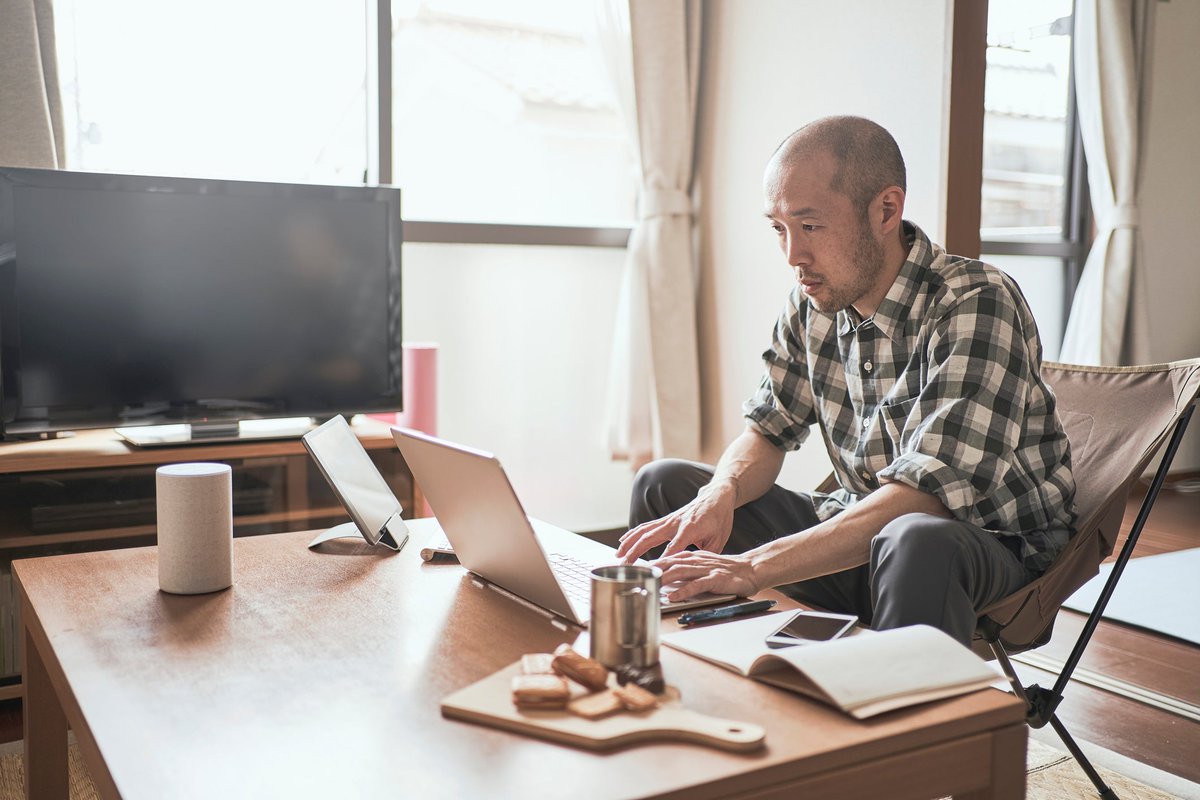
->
xmin=307 ymin=513 xmax=409 ymax=551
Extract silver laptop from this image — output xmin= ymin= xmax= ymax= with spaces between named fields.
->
xmin=391 ymin=427 xmax=734 ymax=626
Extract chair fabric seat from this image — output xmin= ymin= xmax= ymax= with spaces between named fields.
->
xmin=974 ymin=359 xmax=1200 ymax=654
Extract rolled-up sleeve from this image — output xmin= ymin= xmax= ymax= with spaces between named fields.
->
xmin=877 ymin=285 xmax=1031 ymax=521
xmin=742 ymin=290 xmax=818 ymax=451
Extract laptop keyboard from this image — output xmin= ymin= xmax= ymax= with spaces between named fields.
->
xmin=547 ymin=553 xmax=595 ymax=604
xmin=547 ymin=553 xmax=679 ymax=607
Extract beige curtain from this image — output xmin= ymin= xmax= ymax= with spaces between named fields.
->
xmin=600 ymin=0 xmax=703 ymax=467
xmin=0 ymin=0 xmax=63 ymax=168
xmin=1059 ymin=0 xmax=1156 ymax=365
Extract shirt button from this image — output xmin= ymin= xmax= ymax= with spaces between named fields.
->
xmin=864 ymin=360 xmax=873 ymax=372
xmin=861 ymin=417 xmax=871 ymax=429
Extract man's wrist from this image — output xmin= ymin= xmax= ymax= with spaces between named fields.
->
xmin=745 ymin=548 xmax=777 ymax=595
xmin=699 ymin=474 xmax=741 ymax=507
xmin=744 ymin=530 xmax=806 ymax=593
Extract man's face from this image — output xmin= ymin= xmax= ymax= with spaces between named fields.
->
xmin=763 ymin=152 xmax=886 ymax=314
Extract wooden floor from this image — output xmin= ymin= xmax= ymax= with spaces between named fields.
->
xmin=0 ymin=477 xmax=1196 ymax=787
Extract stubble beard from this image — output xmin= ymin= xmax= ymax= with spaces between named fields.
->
xmin=808 ymin=220 xmax=886 ymax=314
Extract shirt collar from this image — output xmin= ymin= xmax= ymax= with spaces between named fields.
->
xmin=837 ymin=221 xmax=934 ymax=342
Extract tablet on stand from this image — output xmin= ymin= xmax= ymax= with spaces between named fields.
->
xmin=301 ymin=415 xmax=409 ymax=551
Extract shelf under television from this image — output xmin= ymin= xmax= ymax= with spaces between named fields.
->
xmin=0 ymin=419 xmax=400 ymax=475
xmin=0 ymin=506 xmax=348 ymax=552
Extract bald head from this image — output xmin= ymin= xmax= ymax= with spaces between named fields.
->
xmin=770 ymin=116 xmax=906 ymax=216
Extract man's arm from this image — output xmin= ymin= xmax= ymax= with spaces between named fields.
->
xmin=616 ymin=426 xmax=786 ymax=562
xmin=655 ymin=480 xmax=950 ymax=600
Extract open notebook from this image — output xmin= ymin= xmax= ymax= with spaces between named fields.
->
xmin=662 ymin=613 xmax=1000 ymax=719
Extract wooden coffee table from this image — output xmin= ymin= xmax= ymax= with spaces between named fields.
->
xmin=16 ymin=521 xmax=1026 ymax=799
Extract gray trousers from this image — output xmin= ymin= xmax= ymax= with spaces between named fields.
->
xmin=629 ymin=459 xmax=1034 ymax=646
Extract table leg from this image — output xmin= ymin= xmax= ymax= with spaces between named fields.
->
xmin=957 ymin=724 xmax=1027 ymax=800
xmin=23 ymin=615 xmax=68 ymax=800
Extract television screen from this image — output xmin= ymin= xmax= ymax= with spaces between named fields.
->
xmin=0 ymin=168 xmax=402 ymax=440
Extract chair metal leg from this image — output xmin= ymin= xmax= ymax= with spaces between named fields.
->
xmin=989 ymin=638 xmax=1118 ymax=797
xmin=976 ymin=403 xmax=1197 ymax=800
xmin=1048 ymin=713 xmax=1119 ymax=799
xmin=987 ymin=633 xmax=1072 ymax=730
xmin=987 ymin=639 xmax=1038 ymax=718
xmin=1052 ymin=404 xmax=1194 ymax=702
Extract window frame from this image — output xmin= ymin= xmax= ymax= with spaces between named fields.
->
xmin=369 ymin=0 xmax=633 ymax=249
xmin=978 ymin=5 xmax=1092 ymax=334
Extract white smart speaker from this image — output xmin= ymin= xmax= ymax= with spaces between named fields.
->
xmin=156 ymin=462 xmax=234 ymax=594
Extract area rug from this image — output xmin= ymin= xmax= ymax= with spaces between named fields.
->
xmin=1024 ymin=737 xmax=1197 ymax=799
xmin=0 ymin=741 xmax=97 ymax=800
xmin=1063 ymin=546 xmax=1200 ymax=645
xmin=0 ymin=735 xmax=1195 ymax=800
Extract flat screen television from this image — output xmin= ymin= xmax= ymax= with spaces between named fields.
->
xmin=0 ymin=168 xmax=402 ymax=445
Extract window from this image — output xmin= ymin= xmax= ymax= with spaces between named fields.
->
xmin=981 ymin=0 xmax=1089 ymax=361
xmin=54 ymin=0 xmax=370 ymax=184
xmin=54 ymin=0 xmax=636 ymax=240
xmin=389 ymin=1 xmax=636 ymax=227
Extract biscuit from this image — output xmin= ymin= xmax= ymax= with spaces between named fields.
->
xmin=551 ymin=644 xmax=609 ymax=692
xmin=511 ymin=673 xmax=570 ymax=709
xmin=567 ymin=689 xmax=624 ymax=720
xmin=613 ymin=683 xmax=659 ymax=712
xmin=520 ymin=653 xmax=555 ymax=675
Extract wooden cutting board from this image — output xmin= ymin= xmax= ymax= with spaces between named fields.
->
xmin=440 ymin=661 xmax=766 ymax=752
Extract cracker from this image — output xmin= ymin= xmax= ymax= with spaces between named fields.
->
xmin=520 ymin=653 xmax=555 ymax=675
xmin=613 ymin=682 xmax=659 ymax=712
xmin=511 ymin=673 xmax=569 ymax=709
xmin=551 ymin=644 xmax=609 ymax=692
xmin=567 ymin=689 xmax=624 ymax=720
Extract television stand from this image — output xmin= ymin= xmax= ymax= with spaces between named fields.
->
xmin=116 ymin=417 xmax=317 ymax=448
xmin=0 ymin=427 xmax=83 ymax=443
xmin=0 ymin=418 xmax=419 ymax=700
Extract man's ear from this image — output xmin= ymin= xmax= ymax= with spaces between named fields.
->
xmin=875 ymin=186 xmax=906 ymax=234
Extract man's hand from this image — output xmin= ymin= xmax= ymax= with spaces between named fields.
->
xmin=654 ymin=551 xmax=758 ymax=601
xmin=616 ymin=482 xmax=736 ymax=563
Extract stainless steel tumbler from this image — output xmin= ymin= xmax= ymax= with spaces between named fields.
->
xmin=589 ymin=564 xmax=661 ymax=668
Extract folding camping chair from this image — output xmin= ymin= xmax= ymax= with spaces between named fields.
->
xmin=973 ymin=358 xmax=1200 ymax=799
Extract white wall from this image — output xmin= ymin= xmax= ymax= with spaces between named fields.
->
xmin=402 ymin=243 xmax=634 ymax=531
xmin=1135 ymin=0 xmax=1200 ymax=471
xmin=695 ymin=0 xmax=954 ymax=490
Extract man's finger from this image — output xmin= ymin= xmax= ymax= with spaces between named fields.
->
xmin=660 ymin=519 xmax=715 ymax=559
xmin=617 ymin=528 xmax=672 ymax=563
xmin=618 ymin=520 xmax=652 ymax=546
xmin=660 ymin=539 xmax=686 ymax=559
xmin=651 ymin=551 xmax=695 ymax=571
xmin=618 ymin=520 xmax=654 ymax=544
xmin=665 ymin=572 xmax=723 ymax=602
xmin=615 ymin=522 xmax=662 ymax=558
xmin=616 ymin=533 xmax=650 ymax=560
xmin=659 ymin=562 xmax=711 ymax=585
xmin=618 ymin=515 xmax=685 ymax=559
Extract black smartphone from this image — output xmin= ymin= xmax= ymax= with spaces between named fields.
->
xmin=764 ymin=610 xmax=858 ymax=648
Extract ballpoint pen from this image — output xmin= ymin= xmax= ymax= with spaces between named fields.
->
xmin=677 ymin=599 xmax=777 ymax=626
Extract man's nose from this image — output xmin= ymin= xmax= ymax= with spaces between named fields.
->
xmin=786 ymin=234 xmax=811 ymax=269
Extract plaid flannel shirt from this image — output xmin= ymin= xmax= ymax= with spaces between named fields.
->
xmin=744 ymin=222 xmax=1076 ymax=574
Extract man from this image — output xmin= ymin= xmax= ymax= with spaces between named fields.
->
xmin=616 ymin=116 xmax=1076 ymax=646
